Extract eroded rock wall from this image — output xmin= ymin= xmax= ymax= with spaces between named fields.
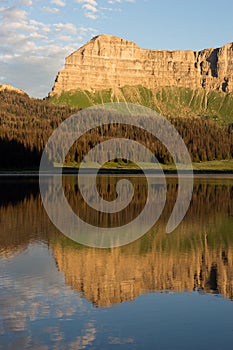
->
xmin=50 ymin=34 xmax=233 ymax=96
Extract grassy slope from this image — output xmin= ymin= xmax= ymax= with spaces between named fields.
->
xmin=49 ymin=85 xmax=233 ymax=125
xmin=55 ymin=159 xmax=233 ymax=172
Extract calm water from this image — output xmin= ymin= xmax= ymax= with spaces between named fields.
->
xmin=0 ymin=175 xmax=233 ymax=349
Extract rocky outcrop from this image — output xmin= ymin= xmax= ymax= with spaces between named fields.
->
xmin=0 ymin=84 xmax=26 ymax=95
xmin=49 ymin=34 xmax=233 ymax=96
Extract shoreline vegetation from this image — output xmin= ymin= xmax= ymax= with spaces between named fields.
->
xmin=1 ymin=159 xmax=233 ymax=175
xmin=58 ymin=159 xmax=233 ymax=171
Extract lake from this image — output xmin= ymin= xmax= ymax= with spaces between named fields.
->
xmin=0 ymin=175 xmax=233 ymax=349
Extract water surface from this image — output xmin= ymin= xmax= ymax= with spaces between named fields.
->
xmin=0 ymin=176 xmax=233 ymax=349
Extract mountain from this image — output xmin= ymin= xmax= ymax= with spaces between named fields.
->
xmin=48 ymin=35 xmax=233 ymax=124
xmin=1 ymin=41 xmax=233 ymax=169
xmin=50 ymin=34 xmax=233 ymax=95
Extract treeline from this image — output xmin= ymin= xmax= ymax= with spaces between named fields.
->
xmin=64 ymin=116 xmax=233 ymax=164
xmin=0 ymin=90 xmax=78 ymax=168
xmin=0 ymin=90 xmax=233 ymax=168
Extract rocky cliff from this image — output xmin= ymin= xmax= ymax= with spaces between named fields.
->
xmin=49 ymin=34 xmax=233 ymax=96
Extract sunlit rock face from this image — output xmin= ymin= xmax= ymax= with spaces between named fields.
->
xmin=50 ymin=34 xmax=233 ymax=96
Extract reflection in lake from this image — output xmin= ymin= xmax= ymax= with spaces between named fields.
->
xmin=0 ymin=176 xmax=233 ymax=349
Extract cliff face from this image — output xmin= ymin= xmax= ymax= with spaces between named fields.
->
xmin=50 ymin=34 xmax=233 ymax=96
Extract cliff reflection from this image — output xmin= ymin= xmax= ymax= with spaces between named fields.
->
xmin=1 ymin=176 xmax=233 ymax=306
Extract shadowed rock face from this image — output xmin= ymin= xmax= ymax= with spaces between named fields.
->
xmin=50 ymin=34 xmax=233 ymax=96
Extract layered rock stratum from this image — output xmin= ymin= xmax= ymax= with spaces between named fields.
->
xmin=50 ymin=34 xmax=233 ymax=96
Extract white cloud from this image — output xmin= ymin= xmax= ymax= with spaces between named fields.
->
xmin=31 ymin=20 xmax=51 ymax=33
xmin=1 ymin=20 xmax=37 ymax=31
xmin=75 ymin=0 xmax=97 ymax=5
xmin=43 ymin=6 xmax=60 ymax=13
xmin=0 ymin=47 xmax=76 ymax=97
xmin=51 ymin=0 xmax=66 ymax=6
xmin=74 ymin=0 xmax=98 ymax=19
xmin=29 ymin=32 xmax=47 ymax=39
xmin=0 ymin=3 xmax=99 ymax=97
xmin=83 ymin=4 xmax=97 ymax=12
xmin=85 ymin=12 xmax=97 ymax=19
xmin=58 ymin=35 xmax=72 ymax=41
xmin=0 ymin=6 xmax=27 ymax=22
xmin=100 ymin=7 xmax=122 ymax=12
xmin=108 ymin=0 xmax=135 ymax=3
xmin=0 ymin=54 xmax=17 ymax=62
xmin=29 ymin=19 xmax=45 ymax=26
xmin=20 ymin=0 xmax=33 ymax=5
xmin=53 ymin=22 xmax=77 ymax=33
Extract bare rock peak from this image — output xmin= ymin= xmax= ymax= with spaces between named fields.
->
xmin=50 ymin=35 xmax=233 ymax=96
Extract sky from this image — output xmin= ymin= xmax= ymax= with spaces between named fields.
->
xmin=0 ymin=0 xmax=233 ymax=98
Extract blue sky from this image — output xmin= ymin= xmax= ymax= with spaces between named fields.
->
xmin=0 ymin=0 xmax=233 ymax=97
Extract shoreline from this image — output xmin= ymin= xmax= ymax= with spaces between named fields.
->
xmin=1 ymin=167 xmax=233 ymax=178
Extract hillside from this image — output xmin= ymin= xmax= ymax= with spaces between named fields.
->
xmin=49 ymin=85 xmax=233 ymax=125
xmin=1 ymin=88 xmax=233 ymax=169
xmin=0 ymin=88 xmax=78 ymax=168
